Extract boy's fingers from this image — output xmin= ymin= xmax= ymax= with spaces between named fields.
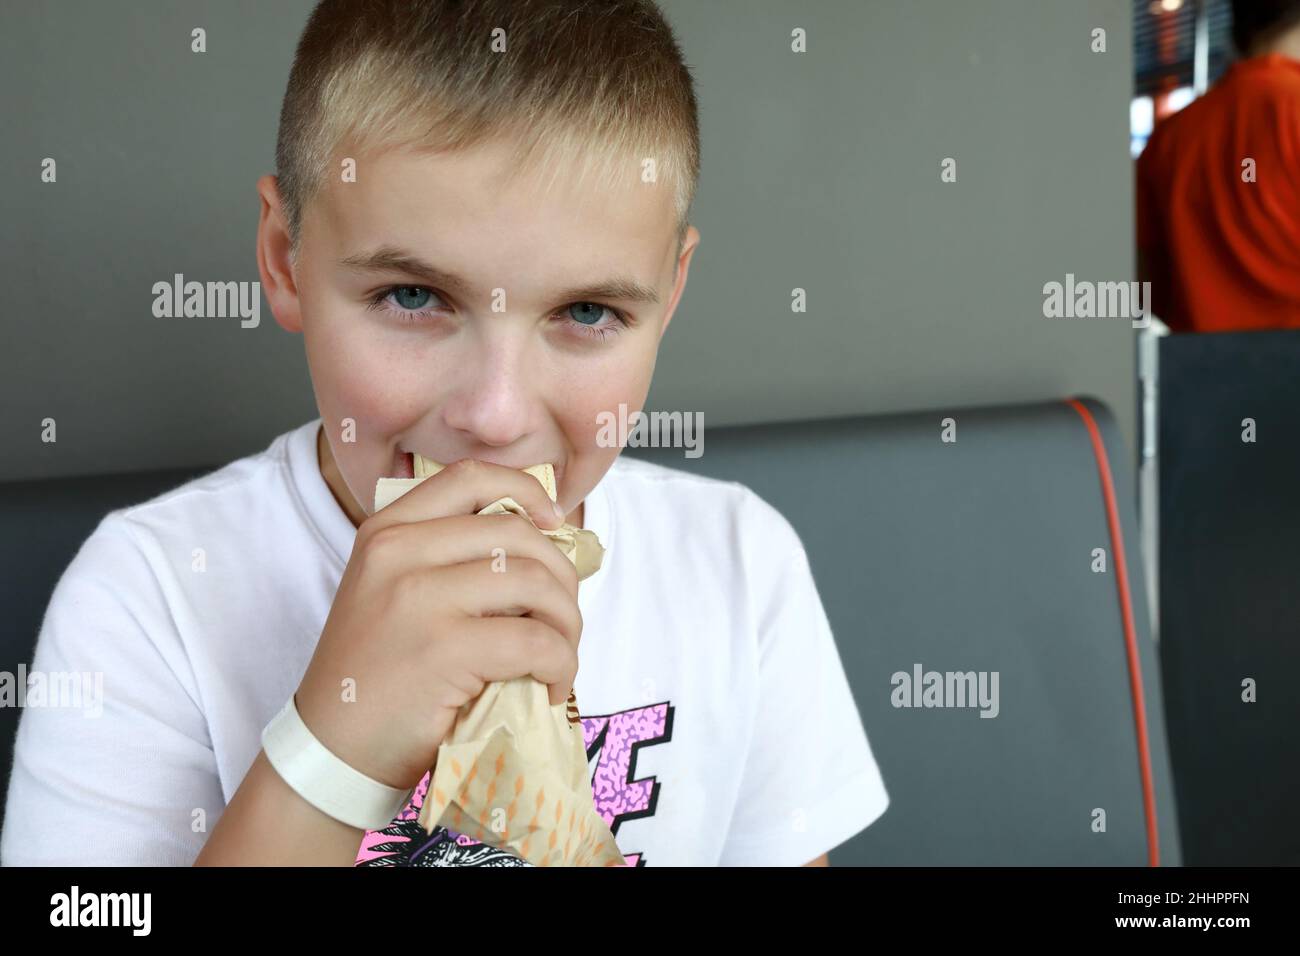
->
xmin=363 ymin=513 xmax=580 ymax=600
xmin=423 ymin=558 xmax=583 ymax=652
xmin=454 ymin=617 xmax=578 ymax=708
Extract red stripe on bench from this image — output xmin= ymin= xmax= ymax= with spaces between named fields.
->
xmin=1065 ymin=397 xmax=1160 ymax=867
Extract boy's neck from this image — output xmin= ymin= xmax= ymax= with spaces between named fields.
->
xmin=315 ymin=424 xmax=583 ymax=529
xmin=1249 ymin=23 xmax=1300 ymax=61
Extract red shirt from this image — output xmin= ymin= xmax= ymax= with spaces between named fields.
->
xmin=1137 ymin=54 xmax=1300 ymax=332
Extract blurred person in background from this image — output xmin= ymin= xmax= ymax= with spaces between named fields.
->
xmin=1137 ymin=0 xmax=1300 ymax=332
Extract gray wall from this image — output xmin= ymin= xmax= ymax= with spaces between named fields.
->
xmin=1 ymin=0 xmax=1137 ymax=482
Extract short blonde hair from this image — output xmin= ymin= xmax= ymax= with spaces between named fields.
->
xmin=275 ymin=0 xmax=701 ymax=260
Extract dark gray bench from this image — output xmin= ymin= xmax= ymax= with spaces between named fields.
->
xmin=627 ymin=396 xmax=1178 ymax=865
xmin=0 ymin=397 xmax=1182 ymax=864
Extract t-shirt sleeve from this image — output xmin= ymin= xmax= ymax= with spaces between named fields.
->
xmin=0 ymin=513 xmax=224 ymax=866
xmin=718 ymin=493 xmax=890 ymax=866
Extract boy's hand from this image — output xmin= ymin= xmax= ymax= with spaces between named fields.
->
xmin=293 ymin=458 xmax=582 ymax=791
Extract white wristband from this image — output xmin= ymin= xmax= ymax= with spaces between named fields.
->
xmin=261 ymin=694 xmax=412 ymax=832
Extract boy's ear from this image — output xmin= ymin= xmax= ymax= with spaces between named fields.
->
xmin=659 ymin=224 xmax=700 ymax=341
xmin=255 ymin=174 xmax=305 ymax=334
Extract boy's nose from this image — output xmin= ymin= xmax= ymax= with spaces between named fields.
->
xmin=438 ymin=343 xmax=541 ymax=449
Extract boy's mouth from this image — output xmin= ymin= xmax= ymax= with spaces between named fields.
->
xmin=392 ymin=449 xmax=415 ymax=479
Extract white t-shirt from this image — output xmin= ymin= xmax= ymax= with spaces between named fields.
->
xmin=1 ymin=419 xmax=888 ymax=867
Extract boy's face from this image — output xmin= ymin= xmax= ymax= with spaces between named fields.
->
xmin=257 ymin=136 xmax=699 ymax=528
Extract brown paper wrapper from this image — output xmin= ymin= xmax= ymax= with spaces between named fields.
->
xmin=415 ymin=677 xmax=625 ymax=866
xmin=373 ymin=457 xmax=623 ymax=867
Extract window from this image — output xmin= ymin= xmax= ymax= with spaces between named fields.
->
xmin=1131 ymin=0 xmax=1234 ymax=155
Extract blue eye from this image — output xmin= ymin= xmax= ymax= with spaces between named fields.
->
xmin=366 ymin=285 xmax=443 ymax=322
xmin=564 ymin=302 xmax=631 ymax=342
xmin=392 ymin=286 xmax=432 ymax=310
xmin=568 ymin=303 xmax=605 ymax=325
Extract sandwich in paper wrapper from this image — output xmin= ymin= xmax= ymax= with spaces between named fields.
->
xmin=374 ymin=455 xmax=625 ymax=867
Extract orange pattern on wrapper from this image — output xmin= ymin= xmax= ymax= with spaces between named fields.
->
xmin=414 ymin=680 xmax=626 ymax=867
xmin=357 ymin=699 xmax=671 ymax=867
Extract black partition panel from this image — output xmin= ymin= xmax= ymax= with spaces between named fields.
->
xmin=1158 ymin=329 xmax=1300 ymax=865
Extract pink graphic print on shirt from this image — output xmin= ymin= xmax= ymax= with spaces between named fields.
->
xmin=354 ymin=700 xmax=673 ymax=867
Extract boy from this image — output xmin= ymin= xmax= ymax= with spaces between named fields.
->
xmin=1 ymin=0 xmax=888 ymax=867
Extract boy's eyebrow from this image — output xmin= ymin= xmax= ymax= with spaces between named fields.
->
xmin=337 ymin=246 xmax=661 ymax=305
